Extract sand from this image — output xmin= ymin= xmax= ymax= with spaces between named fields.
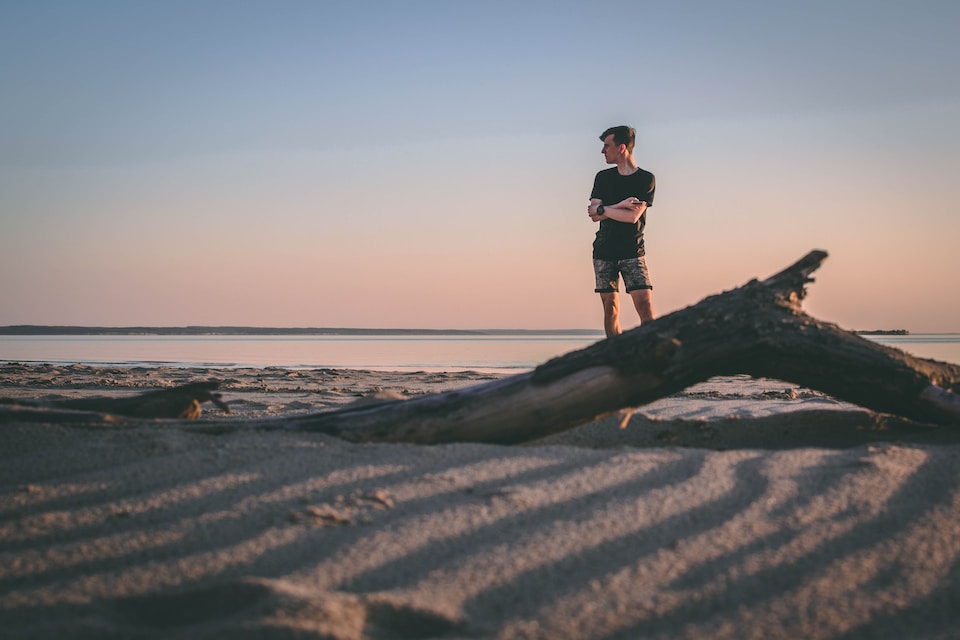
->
xmin=3 ymin=363 xmax=960 ymax=639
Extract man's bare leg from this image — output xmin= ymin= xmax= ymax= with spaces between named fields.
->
xmin=600 ymin=292 xmax=621 ymax=338
xmin=629 ymin=289 xmax=655 ymax=324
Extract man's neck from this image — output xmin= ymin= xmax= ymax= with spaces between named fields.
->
xmin=616 ymin=156 xmax=639 ymax=175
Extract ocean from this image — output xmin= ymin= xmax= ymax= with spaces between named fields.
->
xmin=0 ymin=333 xmax=601 ymax=373
xmin=1 ymin=332 xmax=959 ymax=373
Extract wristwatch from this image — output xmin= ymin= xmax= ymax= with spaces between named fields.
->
xmin=597 ymin=205 xmax=605 ymax=216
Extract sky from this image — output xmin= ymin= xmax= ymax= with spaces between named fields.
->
xmin=1 ymin=0 xmax=958 ymax=332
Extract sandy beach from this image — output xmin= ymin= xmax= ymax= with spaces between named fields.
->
xmin=3 ymin=363 xmax=960 ymax=639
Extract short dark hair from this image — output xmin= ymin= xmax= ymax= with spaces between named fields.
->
xmin=600 ymin=125 xmax=635 ymax=152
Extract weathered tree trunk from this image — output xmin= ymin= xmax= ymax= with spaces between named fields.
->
xmin=269 ymin=250 xmax=960 ymax=443
xmin=4 ymin=251 xmax=959 ymax=443
xmin=0 ymin=381 xmax=228 ymax=420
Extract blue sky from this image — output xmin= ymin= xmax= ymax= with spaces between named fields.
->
xmin=1 ymin=1 xmax=958 ymax=330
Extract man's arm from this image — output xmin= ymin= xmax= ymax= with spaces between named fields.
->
xmin=588 ymin=197 xmax=646 ymax=223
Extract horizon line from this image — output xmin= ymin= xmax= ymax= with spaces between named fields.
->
xmin=0 ymin=325 xmax=606 ymax=336
xmin=0 ymin=325 xmax=931 ymax=337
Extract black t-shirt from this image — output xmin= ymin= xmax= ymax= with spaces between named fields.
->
xmin=590 ymin=167 xmax=656 ymax=260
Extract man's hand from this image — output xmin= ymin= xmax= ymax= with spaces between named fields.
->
xmin=588 ymin=200 xmax=603 ymax=222
xmin=616 ymin=197 xmax=646 ymax=210
xmin=601 ymin=198 xmax=647 ymax=224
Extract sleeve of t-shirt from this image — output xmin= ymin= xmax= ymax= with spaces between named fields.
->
xmin=644 ymin=174 xmax=656 ymax=207
xmin=590 ymin=172 xmax=603 ymax=201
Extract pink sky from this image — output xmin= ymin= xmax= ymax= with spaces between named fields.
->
xmin=2 ymin=3 xmax=958 ymax=332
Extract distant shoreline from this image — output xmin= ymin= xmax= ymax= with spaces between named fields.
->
xmin=0 ymin=326 xmax=926 ymax=337
xmin=0 ymin=325 xmax=603 ymax=337
xmin=854 ymin=329 xmax=910 ymax=335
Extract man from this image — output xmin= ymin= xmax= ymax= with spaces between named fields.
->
xmin=587 ymin=125 xmax=657 ymax=338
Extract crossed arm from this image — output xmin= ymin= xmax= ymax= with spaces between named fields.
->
xmin=588 ymin=197 xmax=647 ymax=224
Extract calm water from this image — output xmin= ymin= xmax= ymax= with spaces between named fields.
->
xmin=0 ymin=333 xmax=958 ymax=373
xmin=865 ymin=334 xmax=960 ymax=366
xmin=0 ymin=334 xmax=603 ymax=373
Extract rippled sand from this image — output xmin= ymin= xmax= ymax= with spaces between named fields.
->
xmin=3 ymin=363 xmax=960 ymax=638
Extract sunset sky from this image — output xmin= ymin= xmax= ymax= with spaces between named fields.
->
xmin=1 ymin=1 xmax=958 ymax=332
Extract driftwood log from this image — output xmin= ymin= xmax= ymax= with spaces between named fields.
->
xmin=270 ymin=250 xmax=959 ymax=443
xmin=0 ymin=381 xmax=228 ymax=421
xmin=3 ymin=250 xmax=959 ymax=443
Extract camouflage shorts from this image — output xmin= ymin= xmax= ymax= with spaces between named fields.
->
xmin=593 ymin=257 xmax=652 ymax=293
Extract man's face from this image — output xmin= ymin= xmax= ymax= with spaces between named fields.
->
xmin=601 ymin=134 xmax=625 ymax=164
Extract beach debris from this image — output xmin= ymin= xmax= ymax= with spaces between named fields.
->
xmin=361 ymin=489 xmax=395 ymax=509
xmin=0 ymin=381 xmax=228 ymax=420
xmin=616 ymin=407 xmax=637 ymax=429
xmin=346 ymin=390 xmax=408 ymax=408
xmin=303 ymin=504 xmax=353 ymax=526
xmin=291 ymin=490 xmax=395 ymax=527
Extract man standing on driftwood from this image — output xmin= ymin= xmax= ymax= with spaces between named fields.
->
xmin=587 ymin=125 xmax=657 ymax=337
